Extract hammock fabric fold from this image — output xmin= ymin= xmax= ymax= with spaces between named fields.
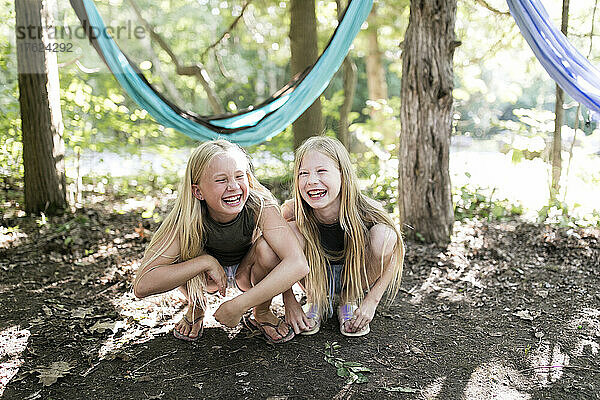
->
xmin=69 ymin=0 xmax=373 ymax=145
xmin=507 ymin=0 xmax=600 ymax=121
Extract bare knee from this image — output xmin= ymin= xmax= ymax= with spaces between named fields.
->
xmin=255 ymin=236 xmax=280 ymax=269
xmin=367 ymin=224 xmax=397 ymax=271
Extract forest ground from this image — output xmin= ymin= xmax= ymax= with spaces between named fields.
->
xmin=1 ymin=194 xmax=599 ymax=400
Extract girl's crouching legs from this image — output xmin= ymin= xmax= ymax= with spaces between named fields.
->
xmin=174 ymin=284 xmax=205 ymax=341
xmin=248 ymin=237 xmax=294 ymax=343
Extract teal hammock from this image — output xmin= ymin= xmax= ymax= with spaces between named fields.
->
xmin=69 ymin=0 xmax=373 ymax=146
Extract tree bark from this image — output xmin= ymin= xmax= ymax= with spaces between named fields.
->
xmin=16 ymin=0 xmax=66 ymax=215
xmin=399 ymin=0 xmax=458 ymax=244
xmin=366 ymin=6 xmax=388 ymax=102
xmin=366 ymin=5 xmax=393 ymax=146
xmin=290 ymin=0 xmax=323 ymax=150
xmin=551 ymin=0 xmax=570 ymax=201
xmin=336 ymin=0 xmax=357 ymax=150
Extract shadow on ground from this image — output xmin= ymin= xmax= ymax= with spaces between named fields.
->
xmin=1 ymin=203 xmax=599 ymax=399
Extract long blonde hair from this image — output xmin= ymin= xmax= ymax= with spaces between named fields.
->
xmin=136 ymin=139 xmax=275 ymax=308
xmin=293 ymin=136 xmax=404 ymax=318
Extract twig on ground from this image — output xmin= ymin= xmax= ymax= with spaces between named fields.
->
xmin=131 ymin=353 xmax=170 ymax=374
xmin=372 ymin=356 xmax=409 ymax=371
xmin=162 ymin=359 xmax=260 ymax=382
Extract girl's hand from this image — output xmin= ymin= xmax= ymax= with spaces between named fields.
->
xmin=214 ymin=298 xmax=244 ymax=327
xmin=284 ymin=296 xmax=311 ymax=334
xmin=204 ymin=260 xmax=226 ymax=296
xmin=350 ymin=298 xmax=377 ymax=333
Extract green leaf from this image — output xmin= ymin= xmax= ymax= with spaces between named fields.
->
xmin=342 ymin=361 xmax=362 ymax=367
xmin=348 ymin=366 xmax=372 ymax=373
xmin=336 ymin=367 xmax=350 ymax=377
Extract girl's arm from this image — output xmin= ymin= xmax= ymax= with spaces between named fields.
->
xmin=133 ymin=236 xmax=225 ymax=298
xmin=229 ymin=205 xmax=309 ymax=312
xmin=350 ymin=224 xmax=400 ymax=332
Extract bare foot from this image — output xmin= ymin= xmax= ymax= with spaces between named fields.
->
xmin=174 ymin=304 xmax=204 ymax=340
xmin=253 ymin=308 xmax=291 ymax=342
xmin=213 ymin=299 xmax=244 ymax=328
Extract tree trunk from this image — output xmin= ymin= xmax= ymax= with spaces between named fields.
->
xmin=399 ymin=0 xmax=457 ymax=244
xmin=16 ymin=0 xmax=66 ymax=215
xmin=366 ymin=5 xmax=392 ymax=145
xmin=336 ymin=0 xmax=357 ymax=150
xmin=366 ymin=6 xmax=388 ymax=102
xmin=290 ymin=0 xmax=323 ymax=150
xmin=551 ymin=0 xmax=570 ymax=201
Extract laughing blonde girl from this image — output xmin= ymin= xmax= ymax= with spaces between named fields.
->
xmin=282 ymin=136 xmax=404 ymax=337
xmin=134 ymin=140 xmax=308 ymax=343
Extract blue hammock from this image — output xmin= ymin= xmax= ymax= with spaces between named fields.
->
xmin=70 ymin=0 xmax=373 ymax=146
xmin=507 ymin=0 xmax=600 ymax=121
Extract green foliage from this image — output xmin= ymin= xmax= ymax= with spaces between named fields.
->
xmin=324 ymin=342 xmax=371 ymax=385
xmin=453 ymin=174 xmax=523 ymax=221
xmin=60 ymin=72 xmax=194 ymax=153
xmin=538 ymin=199 xmax=600 ymax=228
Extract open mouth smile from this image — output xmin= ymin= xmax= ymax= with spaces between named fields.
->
xmin=222 ymin=194 xmax=243 ymax=206
xmin=307 ymin=189 xmax=327 ymax=199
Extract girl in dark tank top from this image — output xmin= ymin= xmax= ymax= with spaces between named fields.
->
xmin=281 ymin=136 xmax=404 ymax=338
xmin=134 ymin=140 xmax=308 ymax=344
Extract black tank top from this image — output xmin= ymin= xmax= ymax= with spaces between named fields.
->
xmin=317 ymin=222 xmax=345 ymax=264
xmin=203 ymin=206 xmax=255 ymax=266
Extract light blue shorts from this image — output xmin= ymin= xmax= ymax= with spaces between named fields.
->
xmin=327 ymin=264 xmax=344 ymax=295
xmin=207 ymin=264 xmax=242 ymax=293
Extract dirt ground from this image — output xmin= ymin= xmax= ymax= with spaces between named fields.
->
xmin=1 ymin=198 xmax=599 ymax=400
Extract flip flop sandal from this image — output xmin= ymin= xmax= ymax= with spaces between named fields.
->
xmin=173 ymin=314 xmax=204 ymax=342
xmin=300 ymin=303 xmax=321 ymax=336
xmin=338 ymin=303 xmax=370 ymax=337
xmin=243 ymin=315 xmax=295 ymax=344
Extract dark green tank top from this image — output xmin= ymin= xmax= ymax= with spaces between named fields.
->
xmin=317 ymin=222 xmax=345 ymax=264
xmin=203 ymin=206 xmax=256 ymax=266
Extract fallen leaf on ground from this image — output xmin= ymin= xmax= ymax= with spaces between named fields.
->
xmin=34 ymin=361 xmax=73 ymax=386
xmin=89 ymin=320 xmax=127 ymax=334
xmin=514 ymin=310 xmax=536 ymax=321
xmin=71 ymin=307 xmax=94 ymax=319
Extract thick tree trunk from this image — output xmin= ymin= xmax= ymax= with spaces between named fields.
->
xmin=336 ymin=0 xmax=357 ymax=150
xmin=290 ymin=0 xmax=323 ymax=150
xmin=551 ymin=0 xmax=570 ymax=200
xmin=366 ymin=6 xmax=388 ymax=102
xmin=366 ymin=5 xmax=392 ymax=146
xmin=339 ymin=57 xmax=357 ymax=150
xmin=16 ymin=0 xmax=66 ymax=215
xmin=399 ymin=0 xmax=457 ymax=244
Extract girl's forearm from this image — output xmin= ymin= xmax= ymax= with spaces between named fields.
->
xmin=134 ymin=255 xmax=216 ymax=298
xmin=235 ymin=257 xmax=308 ymax=311
xmin=363 ymin=263 xmax=395 ymax=306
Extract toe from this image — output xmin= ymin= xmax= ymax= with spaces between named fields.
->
xmin=190 ymin=323 xmax=201 ymax=338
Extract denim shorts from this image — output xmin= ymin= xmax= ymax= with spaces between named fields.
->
xmin=325 ymin=264 xmax=344 ymax=318
xmin=207 ymin=264 xmax=241 ymax=293
xmin=224 ymin=264 xmax=241 ymax=291
xmin=327 ymin=264 xmax=344 ymax=295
